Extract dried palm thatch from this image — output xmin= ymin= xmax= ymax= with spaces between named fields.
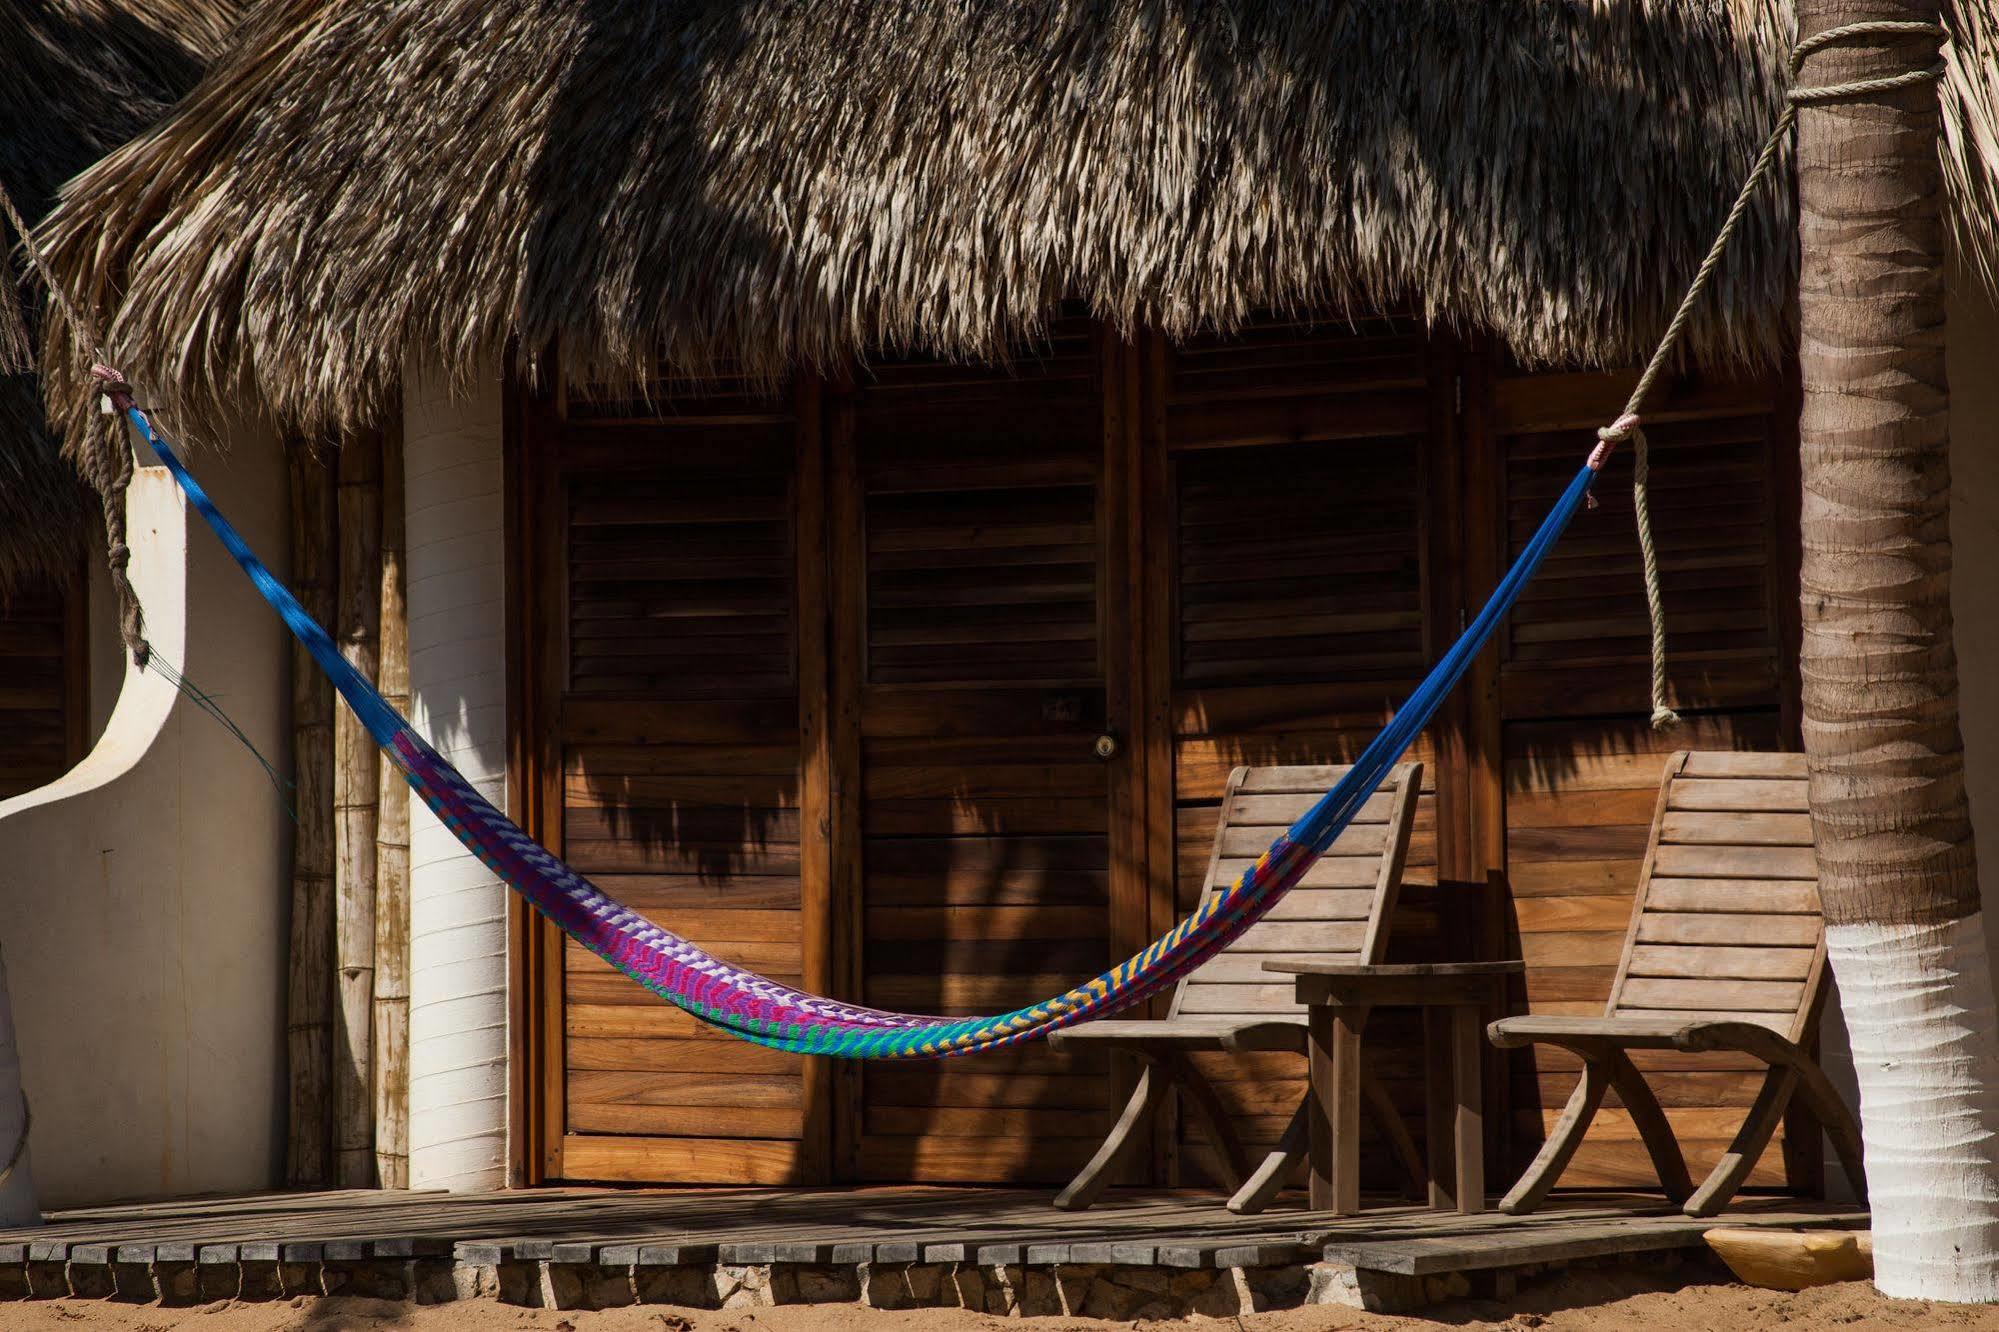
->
xmin=0 ymin=0 xmax=242 ymax=592
xmin=31 ymin=1 xmax=1999 ymax=445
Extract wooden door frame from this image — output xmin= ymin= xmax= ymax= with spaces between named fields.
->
xmin=505 ymin=349 xmax=561 ymax=1187
xmin=1453 ymin=336 xmax=1513 ymax=1174
xmin=1102 ymin=329 xmax=1155 ymax=976
xmin=1101 ymin=328 xmax=1168 ymax=1184
xmin=794 ymin=374 xmax=837 ymax=1184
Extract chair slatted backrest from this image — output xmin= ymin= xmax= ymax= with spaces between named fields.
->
xmin=1606 ymin=751 xmax=1827 ymax=1041
xmin=1167 ymin=762 xmax=1422 ymax=1020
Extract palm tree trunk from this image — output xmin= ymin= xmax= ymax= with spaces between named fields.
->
xmin=1797 ymin=0 xmax=1999 ymax=1300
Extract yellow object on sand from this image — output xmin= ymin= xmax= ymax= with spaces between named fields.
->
xmin=1703 ymin=1227 xmax=1873 ymax=1291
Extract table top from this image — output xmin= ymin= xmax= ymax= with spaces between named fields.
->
xmin=1260 ymin=960 xmax=1525 ymax=977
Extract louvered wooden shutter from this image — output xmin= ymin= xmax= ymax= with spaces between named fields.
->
xmin=551 ymin=374 xmax=811 ymax=1183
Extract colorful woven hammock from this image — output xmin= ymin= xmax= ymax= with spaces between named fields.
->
xmin=105 ymin=386 xmax=1600 ymax=1059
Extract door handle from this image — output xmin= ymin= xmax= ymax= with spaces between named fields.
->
xmin=1093 ymin=733 xmax=1120 ymax=761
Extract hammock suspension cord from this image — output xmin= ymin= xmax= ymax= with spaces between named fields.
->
xmin=1592 ymin=17 xmax=1947 ymax=729
xmin=0 ymin=20 xmax=1952 ymax=1057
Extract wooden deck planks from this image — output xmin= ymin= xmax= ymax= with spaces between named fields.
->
xmin=0 ymin=1186 xmax=1863 ymax=1277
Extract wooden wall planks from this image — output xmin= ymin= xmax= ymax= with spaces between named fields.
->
xmin=515 ymin=325 xmax=1804 ymax=1197
xmin=0 ymin=572 xmax=83 ymax=799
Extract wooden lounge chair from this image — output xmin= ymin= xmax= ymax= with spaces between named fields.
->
xmin=1047 ymin=762 xmax=1423 ymax=1213
xmin=1487 ymin=750 xmax=1865 ymax=1217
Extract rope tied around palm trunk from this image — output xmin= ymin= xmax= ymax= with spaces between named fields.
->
xmin=1591 ymin=17 xmax=1947 ymax=730
xmin=0 ymin=181 xmax=149 ymax=667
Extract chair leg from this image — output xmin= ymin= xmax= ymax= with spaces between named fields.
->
xmin=1786 ymin=1055 xmax=1868 ymax=1204
xmin=1605 ymin=1051 xmax=1692 ymax=1204
xmin=1683 ymin=1065 xmax=1796 ymax=1218
xmin=1500 ymin=1057 xmax=1609 ymax=1215
xmin=1054 ymin=1056 xmax=1172 ymax=1211
xmin=1228 ymin=1096 xmax=1305 ymax=1216
xmin=1171 ymin=1053 xmax=1251 ymax=1193
xmin=1361 ymin=1067 xmax=1429 ymax=1201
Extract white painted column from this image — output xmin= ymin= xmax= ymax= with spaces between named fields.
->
xmin=403 ymin=366 xmax=510 ymax=1191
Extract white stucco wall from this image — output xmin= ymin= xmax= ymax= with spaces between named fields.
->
xmin=403 ymin=366 xmax=511 ymax=1191
xmin=0 ymin=432 xmax=289 ymax=1207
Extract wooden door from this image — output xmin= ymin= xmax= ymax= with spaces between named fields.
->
xmin=832 ymin=316 xmax=1142 ymax=1183
xmin=1151 ymin=313 xmax=1460 ymax=1188
xmin=526 ymin=373 xmax=826 ymax=1184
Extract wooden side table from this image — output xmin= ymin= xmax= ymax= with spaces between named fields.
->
xmin=1264 ymin=960 xmax=1524 ymax=1216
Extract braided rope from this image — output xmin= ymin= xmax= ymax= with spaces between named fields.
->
xmin=1591 ymin=18 xmax=1946 ymax=730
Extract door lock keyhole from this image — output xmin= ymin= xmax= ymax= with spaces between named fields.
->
xmin=1093 ymin=733 xmax=1120 ymax=761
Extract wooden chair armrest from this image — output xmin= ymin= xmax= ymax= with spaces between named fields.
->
xmin=1668 ymin=1020 xmax=1809 ymax=1063
xmin=1217 ymin=1022 xmax=1309 ymax=1055
xmin=1488 ymin=1016 xmax=1819 ymax=1074
xmin=1485 ymin=1014 xmax=1698 ymax=1052
xmin=1274 ymin=960 xmax=1523 ymax=1009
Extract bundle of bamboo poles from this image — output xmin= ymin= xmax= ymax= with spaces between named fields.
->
xmin=287 ymin=426 xmax=410 ymax=1189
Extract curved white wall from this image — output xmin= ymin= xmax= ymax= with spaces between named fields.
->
xmin=403 ymin=366 xmax=510 ymax=1191
xmin=0 ymin=442 xmax=289 ymax=1206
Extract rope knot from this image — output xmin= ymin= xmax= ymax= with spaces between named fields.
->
xmin=89 ymin=364 xmax=135 ymax=404
xmin=1589 ymin=412 xmax=1642 ymax=471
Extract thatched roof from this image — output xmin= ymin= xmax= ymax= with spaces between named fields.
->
xmin=33 ymin=1 xmax=1999 ymax=445
xmin=1 ymin=0 xmax=242 ymax=591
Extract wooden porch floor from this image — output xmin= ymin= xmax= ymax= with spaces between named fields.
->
xmin=0 ymin=1186 xmax=1866 ymax=1314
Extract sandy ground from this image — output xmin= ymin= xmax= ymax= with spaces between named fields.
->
xmin=7 ymin=1266 xmax=1999 ymax=1332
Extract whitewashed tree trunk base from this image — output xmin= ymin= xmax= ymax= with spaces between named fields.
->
xmin=1828 ymin=912 xmax=1999 ymax=1301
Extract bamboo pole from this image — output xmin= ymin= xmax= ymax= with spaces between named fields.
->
xmin=373 ymin=421 xmax=411 ymax=1189
xmin=333 ymin=430 xmax=382 ymax=1188
xmin=286 ymin=445 xmax=337 ymax=1188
